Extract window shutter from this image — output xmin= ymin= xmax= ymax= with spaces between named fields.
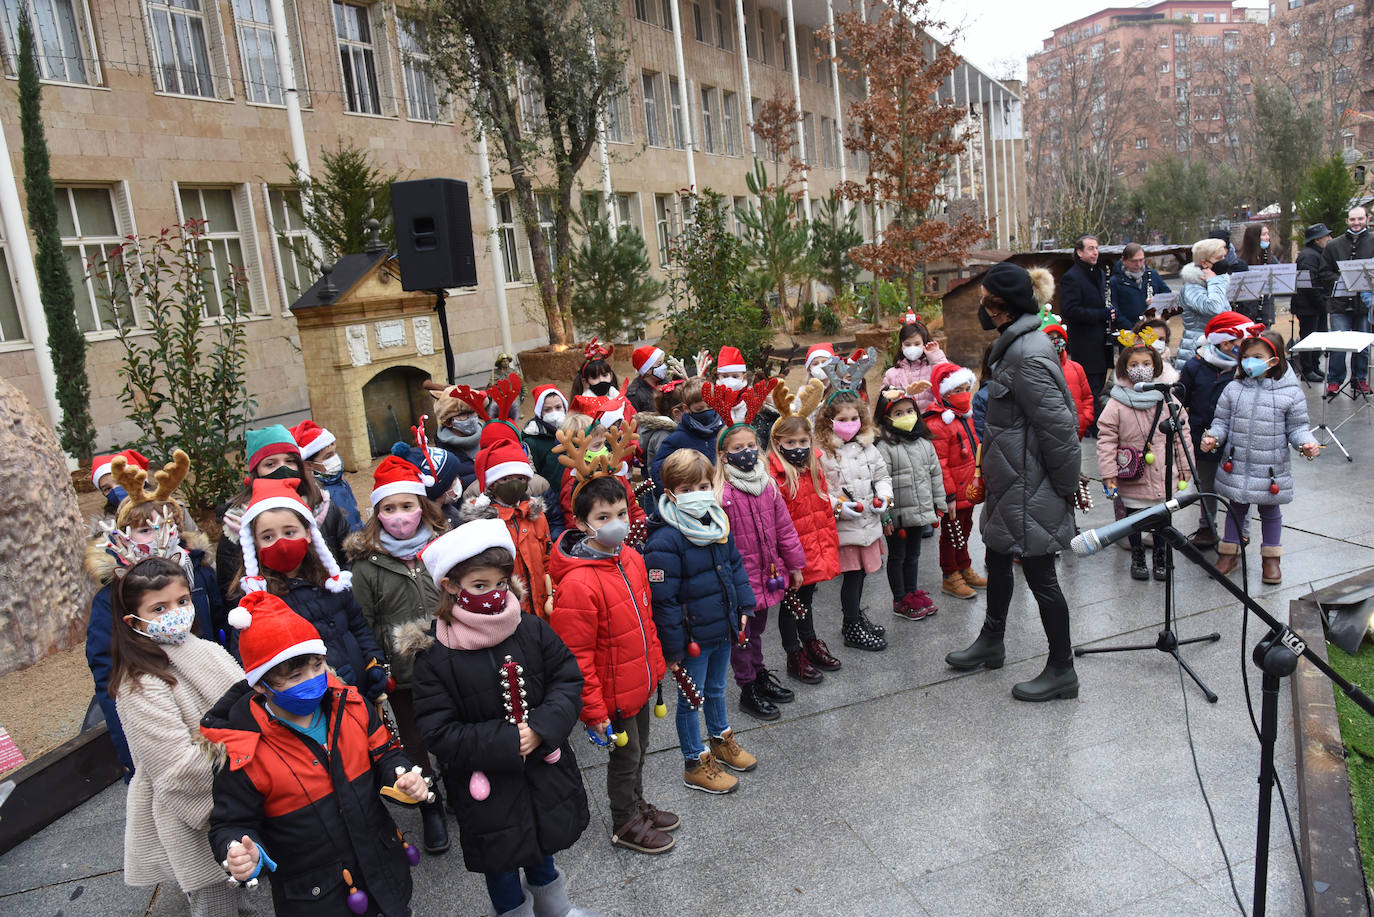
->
xmin=285 ymin=0 xmax=310 ymax=107
xmin=76 ymin=1 xmax=103 ymax=85
xmin=113 ymin=180 xmax=147 ymax=324
xmin=140 ymin=3 xmax=167 ymax=92
xmin=371 ymin=3 xmax=398 ymax=116
xmin=204 ymin=0 xmax=235 ymax=100
xmin=233 ymin=184 xmax=271 ymax=314
xmin=260 ymin=182 xmax=292 ymax=312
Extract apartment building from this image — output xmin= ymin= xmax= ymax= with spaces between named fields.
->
xmin=0 ymin=0 xmax=1021 ymax=453
xmin=1263 ymin=0 xmax=1374 ymax=154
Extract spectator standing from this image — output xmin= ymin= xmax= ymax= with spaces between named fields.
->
xmin=1318 ymin=206 xmax=1374 ymax=396
xmin=1291 ymin=223 xmax=1332 ymax=383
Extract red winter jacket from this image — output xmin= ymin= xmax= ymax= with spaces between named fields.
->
xmin=547 ymin=532 xmax=666 ymax=725
xmin=766 ymin=453 xmax=841 ymax=586
xmin=1060 ymin=353 xmax=1095 ymax=439
xmin=924 ymin=405 xmax=980 ymax=510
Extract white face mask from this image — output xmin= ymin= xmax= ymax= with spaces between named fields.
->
xmin=809 ymin=362 xmax=829 ymax=381
xmin=719 ymin=377 xmax=746 ymax=391
xmin=902 ymin=345 xmax=923 ymax=362
xmin=651 ymin=363 xmax=667 ymax=380
xmin=320 ymin=454 xmax=343 ymax=477
xmin=542 ymin=409 xmax=566 ymax=428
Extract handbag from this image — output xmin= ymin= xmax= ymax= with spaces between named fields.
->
xmin=1115 ymin=445 xmax=1146 ymax=480
xmin=965 ymin=444 xmax=986 ymax=505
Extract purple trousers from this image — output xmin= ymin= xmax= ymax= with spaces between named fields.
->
xmin=1223 ymin=502 xmax=1282 ymax=548
xmin=731 ymin=604 xmax=771 ymax=685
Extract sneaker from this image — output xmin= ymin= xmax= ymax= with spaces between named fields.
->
xmin=786 ymin=647 xmax=824 ymax=684
xmin=1326 ymin=382 xmax=1341 ymax=396
xmin=1358 ymin=381 xmax=1372 ymax=396
xmin=892 ymin=598 xmax=923 ymax=620
xmin=941 ymin=572 xmax=976 ymax=599
xmin=709 ymin=730 xmax=757 ymax=772
xmin=906 ymin=590 xmax=936 ymax=611
xmin=684 ymin=751 xmax=739 ymax=793
xmin=738 ymin=682 xmax=780 ymax=721
xmin=856 ymin=610 xmax=885 ymax=637
xmin=611 ymin=810 xmax=676 ymax=854
xmin=804 ymin=638 xmax=842 ymax=672
xmin=959 ymin=567 xmax=987 ymax=589
xmin=636 ymin=800 xmax=680 ymax=832
xmin=842 ymin=619 xmax=887 ymax=651
xmin=754 ymin=669 xmax=794 ymax=704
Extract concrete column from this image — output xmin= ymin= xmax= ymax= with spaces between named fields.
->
xmin=588 ymin=28 xmax=616 ymax=239
xmin=825 ymin=0 xmax=847 ymax=194
xmin=666 ymin=0 xmax=697 ymax=191
xmin=474 ymin=127 xmax=513 ymax=357
xmin=268 ymin=0 xmax=320 ymax=262
xmin=784 ymin=0 xmax=811 ymax=221
xmin=999 ymin=94 xmax=1013 ymax=248
xmin=963 ymin=64 xmax=974 ymax=203
xmin=1007 ymin=101 xmax=1019 ymax=248
xmin=977 ymin=76 xmax=991 ymax=245
xmin=989 ymin=92 xmax=1002 ymax=248
xmin=734 ymin=0 xmax=756 ymax=158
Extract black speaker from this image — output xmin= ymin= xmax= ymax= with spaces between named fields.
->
xmin=390 ymin=178 xmax=478 ymax=291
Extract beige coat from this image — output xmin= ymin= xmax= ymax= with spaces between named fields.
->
xmin=117 ymin=637 xmax=244 ymax=891
xmin=1096 ymin=382 xmax=1192 ymax=504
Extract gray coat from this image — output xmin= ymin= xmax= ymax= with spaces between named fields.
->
xmin=1209 ymin=370 xmax=1315 ymax=505
xmin=980 ymin=313 xmax=1082 ymax=556
xmin=876 ymin=435 xmax=946 ymax=528
xmin=1175 ymin=263 xmax=1232 ymax=367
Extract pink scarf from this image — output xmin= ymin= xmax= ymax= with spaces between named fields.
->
xmin=436 ymin=590 xmax=522 ymax=651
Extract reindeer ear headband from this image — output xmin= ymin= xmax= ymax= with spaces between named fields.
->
xmin=553 ymin=421 xmax=640 ymax=497
xmin=702 ymin=378 xmax=779 ymax=424
xmin=823 ymin=346 xmax=878 ymax=397
xmin=877 ymin=381 xmax=931 ymax=416
xmin=485 ymin=373 xmax=522 ymax=423
xmin=111 ymin=449 xmax=190 ymax=518
xmin=1115 ymin=326 xmax=1160 ymax=349
xmin=771 ymin=379 xmax=825 ymax=426
xmin=440 ymin=383 xmax=489 ymax=416
xmin=581 ymin=338 xmax=614 ymax=373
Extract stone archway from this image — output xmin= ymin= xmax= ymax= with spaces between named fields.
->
xmin=362 ymin=365 xmax=433 ymax=457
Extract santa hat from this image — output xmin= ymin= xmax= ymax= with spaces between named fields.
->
xmin=632 ymin=345 xmax=665 ymax=377
xmin=420 ymin=518 xmax=515 ymax=586
xmin=476 ymin=439 xmax=533 ymax=493
xmin=371 ymin=455 xmax=431 ymax=507
xmin=569 ymin=393 xmax=634 ymax=428
xmin=93 ymin=448 xmax=147 ymax=488
xmin=1205 ymin=311 xmax=1261 ymax=345
xmin=245 ymin=424 xmax=301 ymax=471
xmin=290 ymin=420 xmax=336 ymax=460
xmin=227 ymin=591 xmax=328 ymax=686
xmin=929 ymin=363 xmax=977 ymax=424
xmin=532 ymin=384 xmax=566 ymax=417
xmin=716 ymin=346 xmax=746 ymax=374
xmin=237 ymin=477 xmax=351 ymax=595
xmin=805 ymin=342 xmax=836 ymax=371
xmin=391 ymin=442 xmax=460 ymax=501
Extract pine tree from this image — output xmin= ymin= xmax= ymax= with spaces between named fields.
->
xmin=17 ymin=14 xmax=94 ymax=461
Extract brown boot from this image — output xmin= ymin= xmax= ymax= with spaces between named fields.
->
xmin=610 ymin=809 xmax=675 ymax=854
xmin=1215 ymin=541 xmax=1240 ymax=575
xmin=942 ymin=572 xmax=976 ymax=599
xmin=684 ymin=751 xmax=738 ymax=794
xmin=959 ymin=567 xmax=988 ymax=589
xmin=1261 ymin=547 xmax=1282 ymax=584
xmin=709 ymin=729 xmax=757 ymax=772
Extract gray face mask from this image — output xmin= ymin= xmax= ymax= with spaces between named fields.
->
xmin=591 ymin=519 xmax=629 ymax=548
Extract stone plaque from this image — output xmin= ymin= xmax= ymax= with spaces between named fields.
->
xmin=375 ymin=319 xmax=406 ymax=349
xmin=346 ymin=324 xmax=371 ymax=366
xmin=413 ymin=316 xmax=434 ymax=356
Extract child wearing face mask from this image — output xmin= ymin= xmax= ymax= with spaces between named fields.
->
xmin=1201 ymin=331 xmax=1320 ymax=585
xmin=573 ymin=339 xmax=621 ymax=399
xmin=108 ymin=556 xmax=248 ymax=916
xmin=346 ymin=457 xmax=451 ymax=856
xmin=626 ymin=344 xmax=669 ymax=414
xmin=923 ymin=363 xmax=985 ymax=601
xmin=645 ymin=448 xmax=757 ymax=794
xmin=1132 ymin=317 xmax=1180 ymax=384
xmin=293 ymin=420 xmax=363 ymax=535
xmin=1097 ymin=342 xmax=1192 ymax=582
xmin=549 ymin=475 xmax=673 ymax=854
xmin=882 ymin=320 xmax=947 ymax=413
xmin=1177 ymin=311 xmax=1252 ymax=548
xmin=234 ymin=478 xmax=388 ymax=704
xmin=1040 ymin=318 xmax=1094 ymax=440
xmin=433 ymin=387 xmax=483 ymax=490
xmin=523 ymin=384 xmax=570 ymax=497
xmin=93 ymin=448 xmax=203 ymax=533
xmin=804 ymin=343 xmax=837 ymax=388
xmin=816 ymin=391 xmax=892 ymax=651
xmin=716 ymin=424 xmax=805 ymax=722
xmin=875 ymin=388 xmax=946 ymax=621
xmin=407 ymin=520 xmax=592 ymax=917
xmin=635 ymin=382 xmax=687 ymax=505
xmin=555 ymin=413 xmax=648 ymax=544
xmin=650 ymin=377 xmax=724 ymax=497
xmin=460 ymin=438 xmax=551 ymax=618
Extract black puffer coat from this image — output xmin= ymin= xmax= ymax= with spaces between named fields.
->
xmin=980 ymin=313 xmax=1082 ymax=557
xmin=406 ymin=614 xmax=589 ymax=874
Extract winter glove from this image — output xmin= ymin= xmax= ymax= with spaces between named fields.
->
xmin=364 ymin=660 xmax=388 ymax=700
xmin=838 ymin=502 xmax=866 ymax=519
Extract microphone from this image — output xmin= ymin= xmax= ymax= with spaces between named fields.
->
xmin=1070 ymin=489 xmax=1203 ymax=556
xmin=1133 ymin=381 xmax=1181 ymax=394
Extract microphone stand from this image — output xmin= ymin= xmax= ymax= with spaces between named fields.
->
xmin=1160 ymin=525 xmax=1374 ymax=916
xmin=1073 ymin=389 xmax=1222 ymax=702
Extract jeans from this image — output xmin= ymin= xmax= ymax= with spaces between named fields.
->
xmin=607 ymin=704 xmax=652 ymax=826
xmin=676 ymin=638 xmax=731 ymax=761
xmin=485 ymin=855 xmax=557 ymax=914
xmin=840 ymin=570 xmax=866 ymax=623
xmin=777 ymin=583 xmax=818 ymax=652
xmin=1327 ymin=309 xmax=1370 ymax=383
xmin=982 ymin=550 xmax=1074 ymax=668
xmin=886 ymin=529 xmax=922 ymax=598
xmin=1223 ymin=502 xmax=1283 ymax=549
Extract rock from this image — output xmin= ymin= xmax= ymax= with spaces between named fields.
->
xmin=0 ymin=379 xmax=93 ymax=676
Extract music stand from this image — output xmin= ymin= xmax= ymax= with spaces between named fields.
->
xmin=1289 ymin=330 xmax=1374 ymax=460
xmin=1229 ymin=263 xmax=1298 ymax=303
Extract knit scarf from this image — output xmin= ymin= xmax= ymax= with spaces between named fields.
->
xmin=1109 ymin=383 xmax=1163 ymax=408
xmin=436 ymin=589 xmax=522 ymax=651
xmin=657 ymin=494 xmax=730 ymax=545
xmin=723 ymin=461 xmax=770 ymax=496
xmin=379 ymin=525 xmax=434 ymax=560
xmin=1200 ymin=344 xmax=1238 ymax=370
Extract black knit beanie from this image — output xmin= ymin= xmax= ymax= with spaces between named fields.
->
xmin=981 ymin=263 xmax=1038 ymax=315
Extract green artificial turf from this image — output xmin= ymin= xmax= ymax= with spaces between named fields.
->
xmin=1326 ymin=639 xmax=1374 ymax=882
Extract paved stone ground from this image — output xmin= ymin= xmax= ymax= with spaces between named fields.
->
xmin=3 ymin=381 xmax=1372 ymax=916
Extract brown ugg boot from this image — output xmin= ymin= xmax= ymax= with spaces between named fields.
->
xmin=959 ymin=567 xmax=988 ymax=589
xmin=1215 ymin=541 xmax=1240 ymax=576
xmin=1261 ymin=545 xmax=1282 ymax=584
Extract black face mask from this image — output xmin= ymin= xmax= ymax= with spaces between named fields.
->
xmin=724 ymin=448 xmax=759 ymax=472
xmin=587 ymin=380 xmax=615 ymax=397
xmin=260 ymin=464 xmax=300 ymax=481
xmin=778 ymin=445 xmax=811 ymax=467
xmin=489 ymin=478 xmax=529 ymax=506
xmin=978 ymin=305 xmax=998 ymax=331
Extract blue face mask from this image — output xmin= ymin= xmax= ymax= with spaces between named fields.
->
xmin=268 ymin=672 xmax=328 ymax=716
xmin=1241 ymin=356 xmax=1272 ymax=379
xmin=105 ymin=485 xmax=129 ymax=512
xmin=1259 ymin=240 xmax=1270 ymax=250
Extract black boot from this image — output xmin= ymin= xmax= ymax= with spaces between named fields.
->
xmin=842 ymin=619 xmax=887 ymax=651
xmin=420 ymin=787 xmax=450 ymax=855
xmin=856 ymin=609 xmax=885 ymax=637
xmin=754 ymin=669 xmax=794 ymax=704
xmin=738 ymin=681 xmax=780 ymax=721
xmin=1152 ymin=542 xmax=1168 ymax=581
xmin=1130 ymin=545 xmax=1148 ymax=581
xmin=1011 ymin=662 xmax=1079 ymax=702
xmin=944 ymin=632 xmax=1005 ymax=670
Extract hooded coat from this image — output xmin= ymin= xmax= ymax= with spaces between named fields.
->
xmin=980 ymin=312 xmax=1082 ymax=556
xmin=346 ymin=532 xmax=441 ymax=689
xmin=404 ymin=611 xmax=590 ymax=874
xmin=649 ymin=413 xmax=722 ymax=495
xmin=719 ymin=475 xmax=807 ymax=609
xmin=201 ymin=678 xmax=413 ymax=917
xmin=876 ymin=433 xmax=946 ymax=528
xmin=817 ymin=430 xmax=893 ymax=547
xmin=1209 ymin=370 xmax=1315 ymax=505
xmin=923 ymin=399 xmax=979 ymax=512
xmin=547 ymin=532 xmax=666 ymax=724
xmin=1096 ymin=382 xmax=1192 ymax=503
xmin=642 ymin=516 xmax=756 ymax=662
xmin=1175 ymin=263 xmax=1232 ymax=367
xmin=766 ymin=453 xmax=842 ymax=586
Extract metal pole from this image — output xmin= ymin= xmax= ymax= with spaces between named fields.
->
xmin=784 ymin=0 xmax=811 ymax=221
xmin=268 ymin=0 xmax=320 ymax=262
xmin=826 ymin=0 xmax=847 ymax=196
xmin=734 ymin=0 xmax=756 ymax=159
xmin=666 ymin=0 xmax=697 ymax=191
xmin=475 ymin=127 xmax=514 ymax=358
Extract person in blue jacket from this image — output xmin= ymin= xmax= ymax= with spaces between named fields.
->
xmin=644 ymin=448 xmax=756 ymax=794
xmin=1107 ymin=243 xmax=1172 ymax=328
xmin=293 ymin=420 xmax=364 ymax=534
xmin=649 ymin=377 xmax=724 ymax=498
xmin=85 ymin=495 xmax=222 ymax=779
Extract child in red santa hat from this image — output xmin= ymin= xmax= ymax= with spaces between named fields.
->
xmin=922 ymin=362 xmax=985 ymax=601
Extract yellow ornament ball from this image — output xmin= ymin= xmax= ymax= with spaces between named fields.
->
xmin=654 ymin=702 xmax=667 ymax=718
xmin=613 ymin=730 xmax=629 ymax=747
xmin=1144 ymin=452 xmax=1156 ymax=465
xmin=1178 ymin=479 xmax=1189 ymax=492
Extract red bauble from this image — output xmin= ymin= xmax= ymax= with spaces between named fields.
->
xmin=1223 ymin=461 xmax=1234 ymax=473
xmin=385 ymin=676 xmax=397 ymax=693
xmin=1269 ymin=482 xmax=1280 ymax=495
xmin=897 ymin=529 xmax=907 ymax=539
xmin=687 ymin=641 xmax=701 ymax=657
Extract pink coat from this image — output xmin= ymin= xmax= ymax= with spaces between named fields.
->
xmin=1096 ymin=383 xmax=1191 ymax=503
xmin=882 ymin=348 xmax=948 ymax=412
xmin=720 ymin=480 xmax=807 ymax=609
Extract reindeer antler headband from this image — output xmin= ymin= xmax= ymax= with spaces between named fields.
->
xmin=771 ymin=379 xmax=826 ymax=425
xmin=553 ymin=421 xmax=640 ymax=497
xmin=112 ymin=449 xmax=190 ymax=511
xmin=701 ymin=378 xmax=778 ymax=426
xmin=485 ymin=372 xmax=522 ymax=423
xmin=582 ymin=338 xmax=614 ymax=364
xmin=1115 ymin=326 xmax=1160 ymax=349
xmin=823 ymin=346 xmax=878 ymax=398
xmin=877 ymin=381 xmax=932 ymax=416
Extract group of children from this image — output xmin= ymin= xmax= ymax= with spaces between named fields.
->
xmin=85 ymin=302 xmax=1322 ymax=915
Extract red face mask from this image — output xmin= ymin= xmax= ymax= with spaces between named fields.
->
xmin=259 ymin=536 xmax=310 ymax=574
xmin=946 ymin=392 xmax=973 ymax=415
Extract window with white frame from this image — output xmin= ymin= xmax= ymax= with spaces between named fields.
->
xmin=57 ymin=186 xmax=134 ymax=333
xmin=642 ymin=71 xmax=663 ymax=147
xmin=516 ymin=64 xmax=546 ymax=136
xmin=713 ymin=0 xmax=729 ymax=50
xmin=176 ymin=186 xmax=257 ymax=318
xmin=604 ymin=73 xmax=632 ymax=143
xmin=399 ymin=21 xmax=442 ymax=121
xmin=0 ymin=223 xmax=24 ymax=342
xmin=634 ymin=0 xmax=651 ymax=24
xmin=534 ymin=193 xmax=556 ymax=253
xmin=1 ymin=0 xmax=96 ymax=84
xmin=722 ymin=91 xmax=740 ymax=156
xmin=334 ymin=1 xmax=382 ymax=114
xmin=654 ymin=194 xmax=678 ymax=265
xmin=732 ymin=196 xmax=747 ymax=238
xmin=614 ymin=193 xmax=640 ymax=233
xmin=778 ymin=17 xmax=789 ymax=71
xmin=496 ymin=193 xmax=527 ymax=283
xmin=266 ymin=186 xmax=312 ymax=307
xmin=231 ymin=0 xmax=284 ymax=104
xmin=691 ymin=0 xmax=706 ymax=42
xmin=699 ymin=86 xmax=716 ymax=154
xmin=146 ymin=0 xmax=223 ymax=97
xmin=668 ymin=76 xmax=686 ymax=150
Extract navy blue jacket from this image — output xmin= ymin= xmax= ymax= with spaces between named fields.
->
xmin=317 ymin=473 xmax=364 ymax=534
xmin=1107 ymin=268 xmax=1172 ymax=327
xmin=649 ymin=416 xmax=721 ymax=497
xmin=642 ymin=515 xmax=756 ymax=663
xmin=1176 ymin=355 xmax=1236 ymax=462
xmin=266 ymin=579 xmax=389 ymax=702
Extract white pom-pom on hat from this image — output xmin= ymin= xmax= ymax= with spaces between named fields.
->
xmin=227 ymin=605 xmax=253 ymax=630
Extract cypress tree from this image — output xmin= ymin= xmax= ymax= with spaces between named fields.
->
xmin=17 ymin=12 xmax=94 ymax=461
